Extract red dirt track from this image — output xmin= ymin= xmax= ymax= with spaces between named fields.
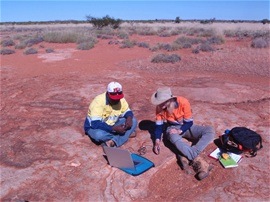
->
xmin=1 ymin=32 xmax=270 ymax=201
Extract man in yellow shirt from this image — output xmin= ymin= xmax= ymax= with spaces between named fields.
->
xmin=151 ymin=87 xmax=214 ymax=180
xmin=84 ymin=82 xmax=137 ymax=147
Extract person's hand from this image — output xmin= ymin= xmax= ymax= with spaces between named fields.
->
xmin=169 ymin=128 xmax=182 ymax=135
xmin=124 ymin=116 xmax=133 ymax=130
xmin=153 ymin=139 xmax=160 ymax=155
xmin=112 ymin=124 xmax=126 ymax=134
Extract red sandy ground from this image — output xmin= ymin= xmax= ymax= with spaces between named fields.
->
xmin=1 ymin=34 xmax=270 ymax=201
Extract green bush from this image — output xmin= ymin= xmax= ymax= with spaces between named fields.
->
xmin=86 ymin=15 xmax=122 ymax=29
xmin=261 ymin=19 xmax=270 ymax=24
xmin=151 ymin=53 xmax=181 ymax=63
xmin=175 ymin=17 xmax=181 ymax=23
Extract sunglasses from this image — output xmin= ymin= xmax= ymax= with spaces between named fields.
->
xmin=109 ymin=91 xmax=123 ymax=95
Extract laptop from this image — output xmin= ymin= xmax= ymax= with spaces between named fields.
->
xmin=103 ymin=146 xmax=155 ymax=176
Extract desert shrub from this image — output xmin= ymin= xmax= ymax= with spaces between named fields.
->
xmin=96 ymin=34 xmax=113 ymax=39
xmin=251 ymin=37 xmax=269 ymax=48
xmin=206 ymin=36 xmax=225 ymax=44
xmin=24 ymin=48 xmax=38 ymax=55
xmin=151 ymin=53 xmax=181 ymax=63
xmin=122 ymin=26 xmax=137 ymax=35
xmin=225 ymin=29 xmax=270 ymax=39
xmin=95 ymin=27 xmax=115 ymax=36
xmin=170 ymin=28 xmax=182 ymax=36
xmin=76 ymin=36 xmax=97 ymax=44
xmin=170 ymin=43 xmax=182 ymax=51
xmin=197 ymin=28 xmax=216 ymax=37
xmin=77 ymin=41 xmax=95 ymax=50
xmin=158 ymin=31 xmax=174 ymax=37
xmin=117 ymin=31 xmax=129 ymax=39
xmin=149 ymin=46 xmax=159 ymax=52
xmin=15 ymin=42 xmax=27 ymax=49
xmin=174 ymin=36 xmax=204 ymax=45
xmin=192 ymin=48 xmax=200 ymax=54
xmin=261 ymin=19 xmax=270 ymax=24
xmin=136 ymin=26 xmax=157 ymax=36
xmin=137 ymin=42 xmax=150 ymax=48
xmin=45 ymin=48 xmax=54 ymax=53
xmin=197 ymin=43 xmax=215 ymax=52
xmin=200 ymin=18 xmax=215 ymax=24
xmin=186 ymin=27 xmax=215 ymax=37
xmin=172 ymin=36 xmax=203 ymax=49
xmin=43 ymin=31 xmax=79 ymax=43
xmin=0 ymin=49 xmax=15 ymax=55
xmin=175 ymin=17 xmax=181 ymax=23
xmin=1 ymin=39 xmax=15 ymax=47
xmin=25 ymin=36 xmax=44 ymax=47
xmin=251 ymin=30 xmax=270 ymax=38
xmin=120 ymin=39 xmax=136 ymax=48
xmin=108 ymin=40 xmax=121 ymax=45
xmin=86 ymin=15 xmax=122 ymax=29
xmin=173 ymin=40 xmax=192 ymax=49
xmin=155 ymin=43 xmax=173 ymax=51
xmin=224 ymin=29 xmax=250 ymax=38
xmin=157 ymin=27 xmax=174 ymax=37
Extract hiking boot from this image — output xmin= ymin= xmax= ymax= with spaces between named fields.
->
xmin=177 ymin=155 xmax=194 ymax=175
xmin=177 ymin=155 xmax=189 ymax=170
xmin=191 ymin=156 xmax=214 ymax=180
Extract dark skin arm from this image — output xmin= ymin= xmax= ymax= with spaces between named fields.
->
xmin=112 ymin=116 xmax=133 ymax=134
xmin=124 ymin=116 xmax=133 ymax=130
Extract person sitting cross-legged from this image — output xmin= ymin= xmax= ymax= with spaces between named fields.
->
xmin=84 ymin=81 xmax=137 ymax=147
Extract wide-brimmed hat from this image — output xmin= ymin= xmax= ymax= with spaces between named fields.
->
xmin=151 ymin=87 xmax=176 ymax=105
xmin=107 ymin=81 xmax=124 ymax=100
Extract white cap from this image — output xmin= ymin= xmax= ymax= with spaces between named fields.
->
xmin=107 ymin=82 xmax=124 ymax=100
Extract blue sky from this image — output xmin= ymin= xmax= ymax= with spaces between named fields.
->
xmin=1 ymin=0 xmax=269 ymax=22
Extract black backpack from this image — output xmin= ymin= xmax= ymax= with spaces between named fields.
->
xmin=220 ymin=127 xmax=263 ymax=157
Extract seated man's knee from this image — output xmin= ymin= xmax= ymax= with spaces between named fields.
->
xmin=168 ymin=133 xmax=182 ymax=144
xmin=204 ymin=126 xmax=215 ymax=136
xmin=88 ymin=130 xmax=105 ymax=141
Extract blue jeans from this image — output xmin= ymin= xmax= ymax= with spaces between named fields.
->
xmin=86 ymin=117 xmax=137 ymax=147
xmin=167 ymin=125 xmax=215 ymax=161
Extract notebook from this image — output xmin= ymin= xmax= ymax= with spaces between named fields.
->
xmin=103 ymin=146 xmax=155 ymax=176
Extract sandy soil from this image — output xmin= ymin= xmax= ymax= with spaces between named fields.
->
xmin=1 ymin=31 xmax=270 ymax=202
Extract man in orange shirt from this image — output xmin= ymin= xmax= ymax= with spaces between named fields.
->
xmin=151 ymin=87 xmax=214 ymax=180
